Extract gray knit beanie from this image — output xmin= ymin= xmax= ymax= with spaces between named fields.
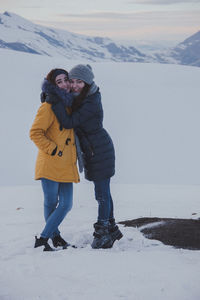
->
xmin=69 ymin=64 xmax=94 ymax=85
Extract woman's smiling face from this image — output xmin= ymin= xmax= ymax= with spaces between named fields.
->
xmin=55 ymin=74 xmax=70 ymax=92
xmin=70 ymin=79 xmax=85 ymax=93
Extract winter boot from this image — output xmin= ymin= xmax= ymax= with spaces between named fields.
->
xmin=109 ymin=219 xmax=123 ymax=240
xmin=91 ymin=223 xmax=112 ymax=249
xmin=34 ymin=236 xmax=54 ymax=252
xmin=52 ymin=235 xmax=70 ymax=248
xmin=107 ymin=219 xmax=123 ymax=248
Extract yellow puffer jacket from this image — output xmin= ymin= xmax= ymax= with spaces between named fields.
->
xmin=30 ymin=102 xmax=80 ymax=183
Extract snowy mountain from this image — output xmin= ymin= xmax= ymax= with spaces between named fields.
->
xmin=1 ymin=11 xmax=199 ymax=67
xmin=0 ymin=12 xmax=200 ymax=67
xmin=0 ymin=11 xmax=151 ymax=62
xmin=153 ymin=30 xmax=200 ymax=67
xmin=169 ymin=30 xmax=200 ymax=67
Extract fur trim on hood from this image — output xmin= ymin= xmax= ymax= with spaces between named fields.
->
xmin=41 ymin=79 xmax=74 ymax=107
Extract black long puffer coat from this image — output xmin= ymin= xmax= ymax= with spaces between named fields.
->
xmin=51 ymin=89 xmax=115 ymax=181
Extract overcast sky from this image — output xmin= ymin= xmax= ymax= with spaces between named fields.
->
xmin=1 ymin=0 xmax=200 ymax=44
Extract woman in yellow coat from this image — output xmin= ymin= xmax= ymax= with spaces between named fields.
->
xmin=30 ymin=69 xmax=79 ymax=251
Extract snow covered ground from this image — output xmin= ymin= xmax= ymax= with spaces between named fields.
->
xmin=0 ymin=184 xmax=200 ymax=300
xmin=0 ymin=49 xmax=200 ymax=299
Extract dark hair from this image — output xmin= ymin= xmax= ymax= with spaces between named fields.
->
xmin=46 ymin=68 xmax=68 ymax=85
xmin=71 ymin=83 xmax=91 ymax=111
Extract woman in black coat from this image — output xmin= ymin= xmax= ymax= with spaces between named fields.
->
xmin=47 ymin=64 xmax=123 ymax=249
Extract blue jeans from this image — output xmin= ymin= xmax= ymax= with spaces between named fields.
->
xmin=93 ymin=178 xmax=114 ymax=226
xmin=40 ymin=178 xmax=73 ymax=239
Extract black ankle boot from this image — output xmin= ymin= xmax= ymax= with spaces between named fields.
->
xmin=34 ymin=236 xmax=54 ymax=252
xmin=107 ymin=220 xmax=123 ymax=248
xmin=91 ymin=223 xmax=112 ymax=249
xmin=109 ymin=223 xmax=123 ymax=241
xmin=52 ymin=235 xmax=69 ymax=248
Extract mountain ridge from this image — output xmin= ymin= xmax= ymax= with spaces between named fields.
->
xmin=0 ymin=11 xmax=152 ymax=62
xmin=0 ymin=11 xmax=199 ymax=67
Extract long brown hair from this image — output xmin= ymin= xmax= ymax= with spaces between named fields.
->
xmin=72 ymin=83 xmax=91 ymax=112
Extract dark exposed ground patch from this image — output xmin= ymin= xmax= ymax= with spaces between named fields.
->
xmin=119 ymin=218 xmax=200 ymax=250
